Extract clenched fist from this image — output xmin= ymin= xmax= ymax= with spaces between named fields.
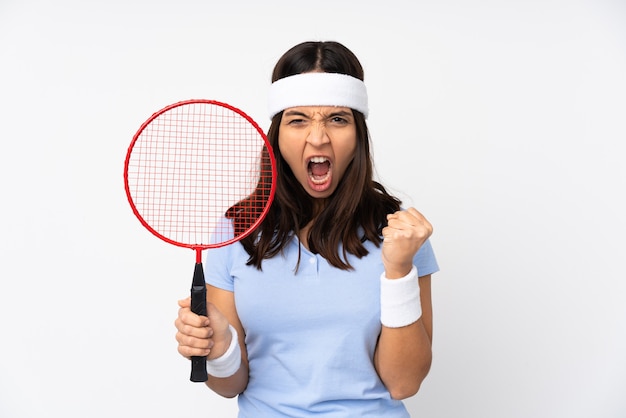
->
xmin=381 ymin=207 xmax=433 ymax=279
xmin=175 ymin=297 xmax=233 ymax=360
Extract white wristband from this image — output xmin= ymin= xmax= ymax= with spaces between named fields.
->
xmin=206 ymin=325 xmax=242 ymax=378
xmin=380 ymin=265 xmax=422 ymax=328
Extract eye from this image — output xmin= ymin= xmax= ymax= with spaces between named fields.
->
xmin=328 ymin=115 xmax=352 ymax=126
xmin=286 ymin=118 xmax=306 ymax=126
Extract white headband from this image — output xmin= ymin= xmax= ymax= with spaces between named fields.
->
xmin=268 ymin=72 xmax=369 ymax=119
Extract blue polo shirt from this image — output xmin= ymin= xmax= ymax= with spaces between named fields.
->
xmin=205 ymin=223 xmax=439 ymax=417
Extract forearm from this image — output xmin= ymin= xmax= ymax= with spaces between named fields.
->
xmin=375 ymin=272 xmax=433 ymax=399
xmin=374 ymin=319 xmax=432 ymax=399
xmin=205 ymin=362 xmax=249 ymax=398
xmin=204 ymin=322 xmax=250 ymax=398
xmin=201 ymin=286 xmax=249 ymax=398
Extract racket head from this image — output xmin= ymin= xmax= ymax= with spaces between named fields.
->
xmin=124 ymin=99 xmax=276 ymax=252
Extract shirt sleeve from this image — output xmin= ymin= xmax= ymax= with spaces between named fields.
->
xmin=414 ymin=238 xmax=439 ymax=277
xmin=203 ymin=218 xmax=236 ymax=292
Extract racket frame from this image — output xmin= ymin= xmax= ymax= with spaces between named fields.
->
xmin=123 ymin=99 xmax=276 ymax=382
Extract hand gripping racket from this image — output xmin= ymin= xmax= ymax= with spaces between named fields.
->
xmin=124 ymin=99 xmax=276 ymax=382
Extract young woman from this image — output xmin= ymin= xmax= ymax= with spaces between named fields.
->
xmin=175 ymin=40 xmax=439 ymax=417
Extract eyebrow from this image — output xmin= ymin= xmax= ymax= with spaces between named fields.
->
xmin=283 ymin=109 xmax=354 ymax=118
xmin=282 ymin=110 xmax=308 ymax=117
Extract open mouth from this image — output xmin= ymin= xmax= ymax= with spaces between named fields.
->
xmin=307 ymin=156 xmax=331 ymax=185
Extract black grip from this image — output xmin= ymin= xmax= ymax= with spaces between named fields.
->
xmin=190 ymin=262 xmax=208 ymax=382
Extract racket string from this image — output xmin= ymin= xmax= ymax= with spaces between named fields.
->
xmin=126 ymin=101 xmax=273 ymax=247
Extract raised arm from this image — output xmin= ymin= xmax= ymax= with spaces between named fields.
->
xmin=374 ymin=207 xmax=434 ymax=399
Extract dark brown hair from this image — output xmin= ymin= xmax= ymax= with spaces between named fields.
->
xmin=228 ymin=41 xmax=401 ymax=270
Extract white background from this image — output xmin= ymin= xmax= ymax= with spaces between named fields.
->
xmin=1 ymin=0 xmax=625 ymax=417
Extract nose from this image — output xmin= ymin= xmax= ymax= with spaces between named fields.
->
xmin=306 ymin=121 xmax=330 ymax=146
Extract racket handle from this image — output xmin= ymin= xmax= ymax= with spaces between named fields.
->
xmin=190 ymin=262 xmax=208 ymax=382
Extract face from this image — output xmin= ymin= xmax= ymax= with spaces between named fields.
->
xmin=278 ymin=106 xmax=357 ymax=199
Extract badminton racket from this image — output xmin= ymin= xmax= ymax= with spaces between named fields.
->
xmin=124 ymin=99 xmax=276 ymax=382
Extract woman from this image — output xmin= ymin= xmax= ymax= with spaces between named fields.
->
xmin=175 ymin=40 xmax=439 ymax=417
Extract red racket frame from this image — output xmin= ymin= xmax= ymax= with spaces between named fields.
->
xmin=123 ymin=99 xmax=276 ymax=264
xmin=123 ymin=99 xmax=276 ymax=382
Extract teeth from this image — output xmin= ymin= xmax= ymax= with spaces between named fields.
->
xmin=309 ymin=156 xmax=328 ymax=163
